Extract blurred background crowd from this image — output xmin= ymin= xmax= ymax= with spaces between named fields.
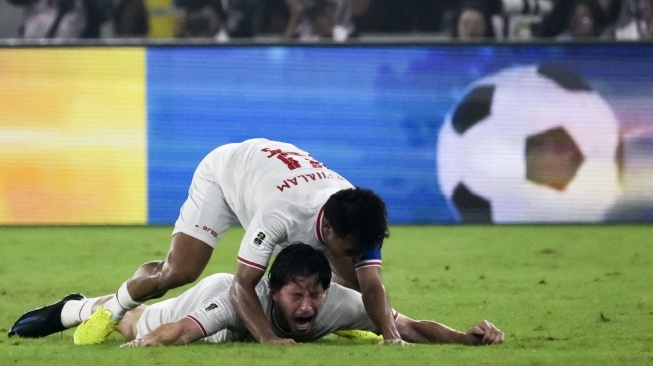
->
xmin=1 ymin=0 xmax=652 ymax=41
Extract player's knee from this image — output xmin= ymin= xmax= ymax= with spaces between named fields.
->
xmin=160 ymin=265 xmax=201 ymax=288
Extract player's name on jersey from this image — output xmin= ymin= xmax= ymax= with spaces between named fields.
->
xmin=276 ymin=172 xmax=346 ymax=192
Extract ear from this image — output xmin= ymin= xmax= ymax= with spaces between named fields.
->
xmin=321 ymin=217 xmax=332 ymax=235
xmin=272 ymin=291 xmax=280 ymax=303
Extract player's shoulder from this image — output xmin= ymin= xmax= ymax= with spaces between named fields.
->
xmin=240 ymin=138 xmax=302 ymax=152
xmin=320 ymin=283 xmax=364 ymax=321
xmin=257 ymin=195 xmax=318 ymax=219
xmin=325 ymin=282 xmax=362 ymax=303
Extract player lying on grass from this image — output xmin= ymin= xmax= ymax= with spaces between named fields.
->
xmin=74 ymin=138 xmax=403 ymax=346
xmin=9 ymin=244 xmax=504 ymax=346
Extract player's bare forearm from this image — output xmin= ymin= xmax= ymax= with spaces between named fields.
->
xmin=229 ymin=279 xmax=274 ymax=342
xmin=361 ymin=285 xmax=401 ymax=341
xmin=120 ymin=318 xmax=203 ymax=347
xmin=357 ymin=267 xmax=402 ymax=343
xmin=230 ymin=263 xmax=294 ymax=344
xmin=395 ymin=316 xmax=466 ymax=344
xmin=396 ymin=316 xmax=504 ymax=346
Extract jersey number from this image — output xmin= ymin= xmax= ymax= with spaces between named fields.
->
xmin=261 ymin=148 xmax=325 ymax=171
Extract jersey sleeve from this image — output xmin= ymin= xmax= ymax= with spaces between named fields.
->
xmin=186 ymin=278 xmax=272 ymax=340
xmin=185 ymin=295 xmax=238 ymax=338
xmin=352 ymin=243 xmax=382 ymax=270
xmin=236 ymin=207 xmax=289 ymax=271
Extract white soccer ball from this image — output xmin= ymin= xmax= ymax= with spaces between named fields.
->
xmin=437 ymin=64 xmax=623 ymax=223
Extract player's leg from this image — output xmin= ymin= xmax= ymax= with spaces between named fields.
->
xmin=66 ymin=295 xmax=147 ymax=341
xmin=116 ymin=305 xmax=146 ymax=341
xmin=74 ymin=234 xmax=214 ymax=345
xmin=122 ymin=233 xmax=214 ymax=301
xmin=8 ymin=294 xmax=110 ymax=338
xmin=9 ymin=294 xmax=85 ymax=338
xmin=74 ymin=146 xmax=237 ymax=345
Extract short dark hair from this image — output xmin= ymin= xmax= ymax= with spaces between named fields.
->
xmin=323 ymin=187 xmax=389 ymax=253
xmin=268 ymin=243 xmax=332 ymax=294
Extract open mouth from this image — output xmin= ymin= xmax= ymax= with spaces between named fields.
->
xmin=294 ymin=316 xmax=313 ymax=331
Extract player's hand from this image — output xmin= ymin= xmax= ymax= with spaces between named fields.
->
xmin=379 ymin=337 xmax=412 ymax=346
xmin=464 ymin=320 xmax=504 ymax=345
xmin=120 ymin=338 xmax=158 ymax=348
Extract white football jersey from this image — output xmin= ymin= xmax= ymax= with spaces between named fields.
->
xmin=225 ymin=139 xmax=354 ymax=271
xmin=136 ymin=273 xmax=387 ymax=343
xmin=174 ymin=138 xmax=356 ymax=271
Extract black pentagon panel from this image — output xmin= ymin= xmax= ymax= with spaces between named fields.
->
xmin=525 ymin=127 xmax=584 ymax=191
xmin=452 ymin=85 xmax=495 ymax=135
xmin=537 ymin=64 xmax=591 ymax=91
xmin=452 ymin=183 xmax=493 ymax=223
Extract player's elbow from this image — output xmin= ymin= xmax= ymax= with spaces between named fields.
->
xmin=394 ymin=316 xmax=428 ymax=344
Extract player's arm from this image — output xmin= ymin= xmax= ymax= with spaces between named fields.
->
xmin=120 ymin=318 xmax=204 ymax=347
xmin=328 ymin=254 xmax=405 ymax=345
xmin=233 ymin=211 xmax=293 ymax=344
xmin=356 ymin=266 xmax=405 ymax=345
xmin=229 ymin=263 xmax=295 ymax=344
xmin=395 ymin=315 xmax=504 ymax=346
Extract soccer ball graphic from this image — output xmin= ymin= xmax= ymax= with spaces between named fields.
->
xmin=437 ymin=64 xmax=623 ymax=223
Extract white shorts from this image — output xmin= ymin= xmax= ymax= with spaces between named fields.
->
xmin=172 ymin=143 xmax=240 ymax=248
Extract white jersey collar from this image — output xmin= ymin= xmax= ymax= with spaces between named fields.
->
xmin=315 ymin=205 xmax=326 ymax=245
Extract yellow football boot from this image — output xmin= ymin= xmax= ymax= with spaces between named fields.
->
xmin=334 ymin=330 xmax=383 ymax=343
xmin=73 ymin=307 xmax=118 ymax=345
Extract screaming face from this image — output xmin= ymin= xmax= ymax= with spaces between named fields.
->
xmin=272 ymin=275 xmax=326 ymax=336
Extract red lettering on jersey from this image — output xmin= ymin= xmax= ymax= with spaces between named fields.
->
xmin=275 ymin=172 xmax=347 ymax=192
xmin=309 ymin=160 xmax=325 ymax=168
xmin=261 ymin=147 xmax=325 ymax=171
xmin=202 ymin=226 xmax=218 ymax=238
xmin=278 ymin=154 xmax=301 ymax=170
xmin=276 ymin=180 xmax=291 ymax=191
xmin=262 ymin=148 xmax=282 ymax=158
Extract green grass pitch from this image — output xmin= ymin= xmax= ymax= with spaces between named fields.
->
xmin=1 ymin=225 xmax=652 ymax=365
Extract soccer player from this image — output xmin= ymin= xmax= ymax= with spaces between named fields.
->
xmin=73 ymin=138 xmax=402 ymax=345
xmin=9 ymin=244 xmax=505 ymax=346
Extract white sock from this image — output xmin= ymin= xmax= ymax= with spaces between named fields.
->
xmin=102 ymin=282 xmax=142 ymax=322
xmin=61 ymin=297 xmax=102 ymax=328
